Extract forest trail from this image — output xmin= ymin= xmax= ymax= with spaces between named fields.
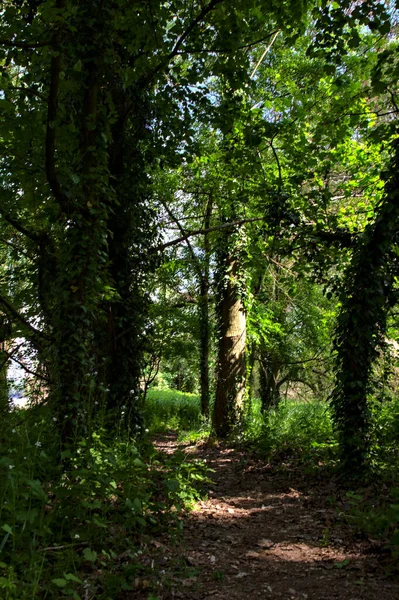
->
xmin=131 ymin=434 xmax=399 ymax=600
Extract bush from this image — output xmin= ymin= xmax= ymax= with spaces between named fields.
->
xmin=0 ymin=406 xmax=208 ymax=599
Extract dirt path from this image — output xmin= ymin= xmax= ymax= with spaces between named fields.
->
xmin=130 ymin=434 xmax=399 ymax=600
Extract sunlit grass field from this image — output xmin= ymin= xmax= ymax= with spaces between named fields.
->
xmin=145 ymin=388 xmax=399 ymax=475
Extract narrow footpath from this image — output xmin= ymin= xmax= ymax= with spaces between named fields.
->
xmin=129 ymin=434 xmax=399 ymax=600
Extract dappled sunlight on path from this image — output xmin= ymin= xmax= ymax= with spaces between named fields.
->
xmin=130 ymin=433 xmax=399 ymax=600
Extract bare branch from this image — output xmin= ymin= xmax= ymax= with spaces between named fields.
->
xmin=3 ymin=347 xmax=50 ymax=382
xmin=158 ymin=197 xmax=205 ymax=281
xmin=154 ymin=216 xmax=265 ymax=252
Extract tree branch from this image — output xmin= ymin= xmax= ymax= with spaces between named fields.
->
xmin=0 ymin=237 xmax=33 ymax=258
xmin=145 ymin=0 xmax=224 ymax=82
xmin=159 ymin=197 xmax=205 ymax=281
xmin=175 ymin=30 xmax=281 ymax=55
xmin=154 ymin=216 xmax=265 ymax=252
xmin=0 ymin=38 xmax=49 ymax=49
xmin=11 ymin=85 xmax=47 ymax=101
xmin=3 ymin=347 xmax=50 ymax=383
xmin=0 ymin=295 xmax=51 ymax=344
xmin=0 ymin=205 xmax=41 ymax=244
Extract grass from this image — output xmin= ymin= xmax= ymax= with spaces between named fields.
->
xmin=244 ymin=398 xmax=337 ymax=467
xmin=144 ymin=388 xmax=399 ymax=475
xmin=144 ymin=388 xmax=205 ymax=435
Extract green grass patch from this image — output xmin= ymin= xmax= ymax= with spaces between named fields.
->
xmin=144 ymin=388 xmax=206 ymax=434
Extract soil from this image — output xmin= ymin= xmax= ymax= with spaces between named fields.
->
xmin=127 ymin=433 xmax=399 ymax=600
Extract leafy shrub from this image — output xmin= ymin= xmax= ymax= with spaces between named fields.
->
xmin=244 ymin=398 xmax=336 ymax=465
xmin=0 ymin=407 xmax=208 ymax=599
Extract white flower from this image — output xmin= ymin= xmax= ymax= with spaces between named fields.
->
xmin=74 ymin=534 xmax=80 ymax=539
xmin=53 ymin=417 xmax=57 ymax=422
xmin=9 ymin=465 xmax=14 ymax=469
xmin=12 ymin=429 xmax=16 ymax=433
xmin=35 ymin=441 xmax=42 ymax=448
xmin=145 ymin=429 xmax=149 ymax=433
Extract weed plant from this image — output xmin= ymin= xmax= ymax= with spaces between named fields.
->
xmin=0 ymin=405 xmax=208 ymax=599
xmin=243 ymin=398 xmax=337 ymax=466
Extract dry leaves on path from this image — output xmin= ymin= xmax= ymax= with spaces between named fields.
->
xmin=126 ymin=434 xmax=399 ymax=600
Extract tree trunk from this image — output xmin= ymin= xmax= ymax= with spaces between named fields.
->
xmin=213 ymin=255 xmax=246 ymax=437
xmin=259 ymin=352 xmax=281 ymax=412
xmin=199 ymin=198 xmax=212 ymax=418
xmin=332 ymin=139 xmax=399 ymax=473
xmin=0 ymin=350 xmax=8 ymax=414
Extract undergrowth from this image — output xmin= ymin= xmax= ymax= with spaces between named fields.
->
xmin=144 ymin=389 xmax=205 ymax=435
xmin=145 ymin=389 xmax=399 ymax=477
xmin=0 ymin=405 xmax=209 ymax=599
xmin=144 ymin=388 xmax=399 ymax=563
xmin=244 ymin=398 xmax=337 ymax=467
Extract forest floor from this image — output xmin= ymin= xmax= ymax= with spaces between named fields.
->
xmin=126 ymin=433 xmax=399 ymax=600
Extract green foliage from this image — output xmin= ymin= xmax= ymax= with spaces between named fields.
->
xmin=245 ymin=394 xmax=399 ymax=476
xmin=343 ymin=488 xmax=399 ymax=566
xmin=245 ymin=399 xmax=336 ymax=466
xmin=144 ymin=389 xmax=205 ymax=434
xmin=0 ymin=408 xmax=208 ymax=599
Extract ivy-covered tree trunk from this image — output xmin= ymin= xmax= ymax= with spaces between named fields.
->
xmin=199 ymin=199 xmax=212 ymax=419
xmin=332 ymin=140 xmax=399 ymax=472
xmin=102 ymin=100 xmax=156 ymax=430
xmin=259 ymin=352 xmax=281 ymax=412
xmin=46 ymin=12 xmax=113 ymax=444
xmin=213 ymin=252 xmax=247 ymax=437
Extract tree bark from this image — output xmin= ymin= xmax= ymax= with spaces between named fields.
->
xmin=199 ymin=198 xmax=212 ymax=418
xmin=213 ymin=255 xmax=246 ymax=437
xmin=0 ymin=349 xmax=9 ymax=414
xmin=259 ymin=352 xmax=281 ymax=412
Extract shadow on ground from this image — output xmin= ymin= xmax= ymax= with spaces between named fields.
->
xmin=128 ymin=433 xmax=399 ymax=600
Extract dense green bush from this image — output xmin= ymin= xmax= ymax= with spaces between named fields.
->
xmin=0 ymin=406 xmax=208 ymax=599
xmin=244 ymin=399 xmax=337 ymax=465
